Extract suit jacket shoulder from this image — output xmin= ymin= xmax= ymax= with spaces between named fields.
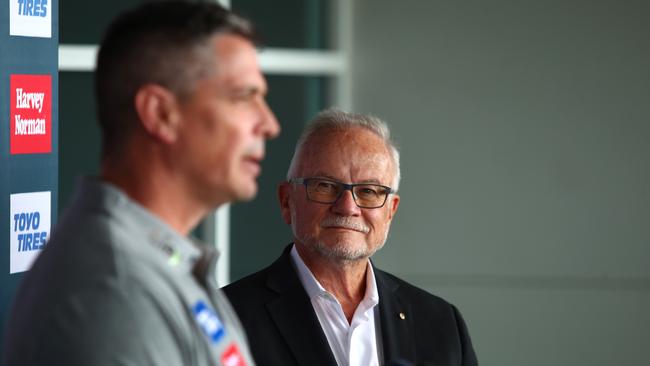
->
xmin=224 ymin=246 xmax=478 ymax=366
xmin=373 ymin=268 xmax=478 ymax=365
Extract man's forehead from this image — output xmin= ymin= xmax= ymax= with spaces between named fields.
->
xmin=211 ymin=34 xmax=265 ymax=88
xmin=297 ymin=129 xmax=394 ymax=180
xmin=303 ymin=128 xmax=390 ymax=157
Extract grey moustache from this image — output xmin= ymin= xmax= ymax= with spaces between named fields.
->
xmin=320 ymin=216 xmax=369 ymax=233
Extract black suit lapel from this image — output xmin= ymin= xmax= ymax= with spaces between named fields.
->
xmin=376 ymin=269 xmax=416 ymax=363
xmin=265 ymin=246 xmax=337 ymax=366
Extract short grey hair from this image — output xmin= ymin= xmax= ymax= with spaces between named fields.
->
xmin=287 ymin=108 xmax=401 ymax=191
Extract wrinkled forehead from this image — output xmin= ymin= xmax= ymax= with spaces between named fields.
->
xmin=296 ymin=128 xmax=395 ymax=182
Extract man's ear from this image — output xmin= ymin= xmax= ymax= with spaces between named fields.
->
xmin=387 ymin=193 xmax=400 ymax=220
xmin=278 ymin=181 xmax=293 ymax=225
xmin=134 ymin=84 xmax=182 ymax=144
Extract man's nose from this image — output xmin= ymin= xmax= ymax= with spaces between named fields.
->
xmin=258 ymin=98 xmax=280 ymax=139
xmin=331 ymin=189 xmax=361 ymax=216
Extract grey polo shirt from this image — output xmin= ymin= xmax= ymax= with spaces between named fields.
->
xmin=3 ymin=177 xmax=255 ymax=366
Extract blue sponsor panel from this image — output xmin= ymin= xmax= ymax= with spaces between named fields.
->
xmin=1 ymin=0 xmax=58 ymax=357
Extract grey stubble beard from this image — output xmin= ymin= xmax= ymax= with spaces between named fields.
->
xmin=291 ymin=211 xmax=388 ymax=264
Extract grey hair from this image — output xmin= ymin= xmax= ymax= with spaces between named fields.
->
xmin=286 ymin=108 xmax=401 ymax=191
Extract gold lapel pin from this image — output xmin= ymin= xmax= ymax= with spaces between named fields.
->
xmin=399 ymin=312 xmax=406 ymax=320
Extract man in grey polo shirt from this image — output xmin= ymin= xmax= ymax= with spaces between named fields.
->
xmin=3 ymin=1 xmax=279 ymax=365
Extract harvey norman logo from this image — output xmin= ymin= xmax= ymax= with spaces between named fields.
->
xmin=10 ymin=74 xmax=52 ymax=154
xmin=10 ymin=191 xmax=51 ymax=274
xmin=9 ymin=0 xmax=51 ymax=38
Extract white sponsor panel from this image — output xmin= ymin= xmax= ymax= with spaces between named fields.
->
xmin=9 ymin=0 xmax=52 ymax=38
xmin=9 ymin=191 xmax=51 ymax=274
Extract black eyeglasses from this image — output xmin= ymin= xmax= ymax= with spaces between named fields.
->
xmin=290 ymin=177 xmax=394 ymax=209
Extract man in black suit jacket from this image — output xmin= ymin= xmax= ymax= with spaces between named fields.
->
xmin=224 ymin=109 xmax=478 ymax=366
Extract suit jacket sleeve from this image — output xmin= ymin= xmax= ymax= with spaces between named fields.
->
xmin=452 ymin=304 xmax=478 ymax=366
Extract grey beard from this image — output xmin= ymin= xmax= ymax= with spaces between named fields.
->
xmin=290 ymin=209 xmax=389 ymax=262
xmin=310 ymin=237 xmax=385 ymax=262
xmin=292 ymin=223 xmax=388 ymax=264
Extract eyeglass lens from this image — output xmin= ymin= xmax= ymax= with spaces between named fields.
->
xmin=306 ymin=179 xmax=389 ymax=208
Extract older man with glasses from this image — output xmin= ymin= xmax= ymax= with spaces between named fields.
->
xmin=224 ymin=109 xmax=478 ymax=366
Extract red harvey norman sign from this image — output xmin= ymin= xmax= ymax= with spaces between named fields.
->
xmin=10 ymin=74 xmax=52 ymax=154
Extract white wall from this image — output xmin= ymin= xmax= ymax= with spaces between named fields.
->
xmin=352 ymin=1 xmax=650 ymax=365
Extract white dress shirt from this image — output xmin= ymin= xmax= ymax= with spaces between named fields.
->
xmin=290 ymin=245 xmax=383 ymax=366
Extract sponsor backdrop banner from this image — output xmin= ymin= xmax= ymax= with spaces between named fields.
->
xmin=1 ymin=0 xmax=58 ymax=354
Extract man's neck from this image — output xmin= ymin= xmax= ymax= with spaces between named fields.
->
xmin=295 ymin=242 xmax=369 ymax=323
xmin=100 ymin=151 xmax=212 ymax=236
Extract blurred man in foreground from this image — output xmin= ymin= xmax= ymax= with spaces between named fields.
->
xmin=3 ymin=1 xmax=278 ymax=365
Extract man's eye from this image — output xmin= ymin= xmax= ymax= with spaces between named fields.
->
xmin=231 ymin=87 xmax=263 ymax=102
xmin=356 ymin=187 xmax=379 ymax=197
xmin=316 ymin=181 xmax=337 ymax=190
xmin=232 ymin=93 xmax=253 ymax=102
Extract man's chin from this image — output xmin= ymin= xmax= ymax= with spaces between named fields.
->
xmin=312 ymin=241 xmax=375 ymax=262
xmin=233 ymin=182 xmax=258 ymax=202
